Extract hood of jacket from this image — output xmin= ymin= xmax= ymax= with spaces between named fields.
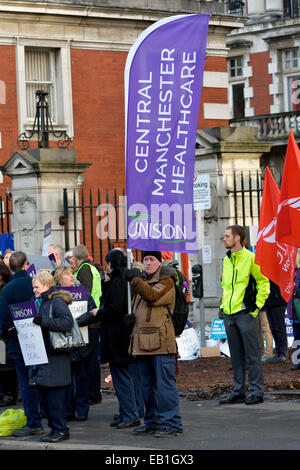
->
xmin=48 ymin=289 xmax=73 ymax=305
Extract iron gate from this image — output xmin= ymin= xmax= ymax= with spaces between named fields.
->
xmin=60 ymin=187 xmax=142 ymax=267
xmin=227 ymin=170 xmax=263 ymax=227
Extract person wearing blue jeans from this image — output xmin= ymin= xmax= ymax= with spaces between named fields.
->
xmin=137 ymin=354 xmax=182 ymax=433
xmin=0 ymin=252 xmax=43 ymax=436
xmin=10 ymin=352 xmax=42 ymax=429
xmin=125 ymin=251 xmax=183 ymax=438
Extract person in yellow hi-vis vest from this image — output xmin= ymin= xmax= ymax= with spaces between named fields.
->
xmin=72 ymin=245 xmax=101 ymax=307
xmin=72 ymin=244 xmax=102 ymax=405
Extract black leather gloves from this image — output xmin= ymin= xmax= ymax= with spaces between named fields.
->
xmin=124 ymin=268 xmax=143 ymax=282
xmin=123 ymin=313 xmax=136 ymax=327
xmin=33 ymin=315 xmax=43 ymax=326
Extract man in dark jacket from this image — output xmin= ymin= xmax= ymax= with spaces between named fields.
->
xmin=72 ymin=244 xmax=102 ymax=404
xmin=0 ymin=251 xmax=43 ymax=436
xmin=264 ymin=280 xmax=288 ymax=363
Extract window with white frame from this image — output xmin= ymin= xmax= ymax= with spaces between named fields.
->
xmin=229 ymin=57 xmax=243 ymax=78
xmin=25 ymin=48 xmax=56 ymax=121
xmin=228 ymin=56 xmax=245 ymax=118
xmin=283 ymin=47 xmax=300 ymax=70
xmin=283 ymin=47 xmax=300 ymax=111
xmin=16 ymin=42 xmax=73 ymax=139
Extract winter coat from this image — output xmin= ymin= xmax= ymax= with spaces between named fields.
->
xmin=29 ymin=288 xmax=74 ymax=388
xmin=221 ymin=247 xmax=270 ymax=317
xmin=95 ymin=269 xmax=133 ymax=365
xmin=0 ymin=270 xmax=33 ymax=353
xmin=129 ymin=265 xmax=176 ymax=356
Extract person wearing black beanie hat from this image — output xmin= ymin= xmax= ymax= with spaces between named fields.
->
xmin=141 ymin=251 xmax=162 ymax=263
xmin=124 ymin=249 xmax=183 ymax=438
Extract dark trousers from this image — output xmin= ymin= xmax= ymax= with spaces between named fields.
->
xmin=85 ymin=328 xmax=101 ymax=402
xmin=137 ymin=354 xmax=183 ymax=432
xmin=128 ymin=362 xmax=144 ymax=418
xmin=265 ymin=306 xmax=288 ymax=357
xmin=10 ymin=351 xmax=42 ymax=428
xmin=110 ymin=363 xmax=139 ymax=423
xmin=39 ymin=385 xmax=69 ymax=435
xmin=223 ymin=311 xmax=264 ymax=397
xmin=66 ymin=360 xmax=89 ymax=418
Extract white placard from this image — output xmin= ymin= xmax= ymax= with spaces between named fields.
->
xmin=42 ymin=221 xmax=52 ymax=256
xmin=14 ymin=319 xmax=48 ymax=366
xmin=68 ymin=301 xmax=89 ymax=344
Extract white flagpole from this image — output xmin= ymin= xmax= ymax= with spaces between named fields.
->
xmin=127 ymin=248 xmax=132 ymax=314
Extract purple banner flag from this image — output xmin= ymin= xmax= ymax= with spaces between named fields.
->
xmin=125 ymin=14 xmax=209 ymax=253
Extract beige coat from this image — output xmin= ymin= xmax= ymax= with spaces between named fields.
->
xmin=129 ymin=265 xmax=176 ymax=356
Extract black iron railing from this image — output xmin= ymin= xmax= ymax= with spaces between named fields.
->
xmin=60 ymin=188 xmax=142 ymax=267
xmin=227 ymin=170 xmax=262 ymax=227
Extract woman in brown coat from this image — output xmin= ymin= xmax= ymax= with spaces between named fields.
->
xmin=125 ymin=251 xmax=183 ymax=438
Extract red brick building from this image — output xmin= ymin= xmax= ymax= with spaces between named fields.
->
xmin=0 ymin=0 xmax=242 ymax=261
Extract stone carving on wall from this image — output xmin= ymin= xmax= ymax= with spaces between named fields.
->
xmin=14 ymin=196 xmax=38 ymax=252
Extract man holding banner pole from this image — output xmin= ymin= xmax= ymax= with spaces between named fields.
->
xmin=125 ymin=251 xmax=183 ymax=437
xmin=124 ymin=12 xmax=210 ymax=435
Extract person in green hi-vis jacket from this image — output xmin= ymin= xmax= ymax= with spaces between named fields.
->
xmin=219 ymin=225 xmax=270 ymax=406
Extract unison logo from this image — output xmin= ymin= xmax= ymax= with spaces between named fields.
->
xmin=12 ymin=307 xmax=33 ymax=319
xmin=96 ymin=197 xmax=200 ymax=248
xmin=71 ymin=292 xmax=83 ymax=300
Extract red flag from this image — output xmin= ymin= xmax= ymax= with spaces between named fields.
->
xmin=255 ymin=166 xmax=296 ymax=302
xmin=276 ymin=129 xmax=300 ymax=247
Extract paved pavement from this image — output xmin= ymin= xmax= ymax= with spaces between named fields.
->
xmin=0 ymin=392 xmax=300 ymax=453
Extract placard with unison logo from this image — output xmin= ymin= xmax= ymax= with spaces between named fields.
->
xmin=9 ymin=300 xmax=48 ymax=366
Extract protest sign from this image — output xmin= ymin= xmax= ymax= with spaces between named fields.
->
xmin=55 ymin=285 xmax=89 ymax=343
xmin=42 ymin=221 xmax=51 ymax=256
xmin=48 ymin=253 xmax=58 ymax=270
xmin=27 ymin=254 xmax=53 ymax=271
xmin=210 ymin=318 xmax=227 ymax=340
xmin=9 ymin=301 xmax=48 ymax=366
xmin=26 ymin=264 xmax=36 ymax=278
